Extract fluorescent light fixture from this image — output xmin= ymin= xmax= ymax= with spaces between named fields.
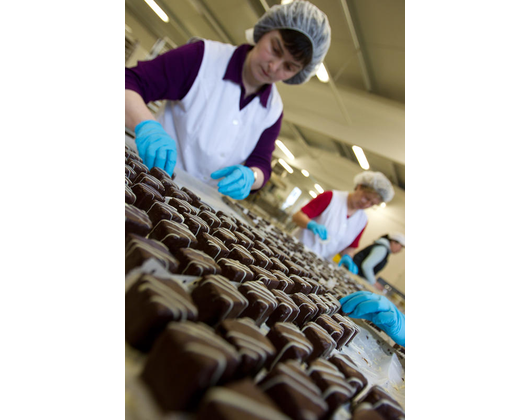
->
xmin=281 ymin=187 xmax=302 ymax=210
xmin=316 ymin=63 xmax=329 ymax=83
xmin=281 ymin=0 xmax=294 ymax=4
xmin=314 ymin=184 xmax=324 ymax=194
xmin=275 ymin=140 xmax=295 ymax=161
xmin=144 ymin=0 xmax=169 ymax=23
xmin=380 ymin=202 xmax=386 ymax=208
xmin=278 ymin=158 xmax=293 ymax=174
xmin=301 ymin=169 xmax=310 ymax=177
xmin=352 ymin=145 xmax=370 ymax=170
xmin=309 ymin=190 xmax=317 ymax=198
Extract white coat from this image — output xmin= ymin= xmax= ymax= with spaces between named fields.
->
xmin=157 ymin=40 xmax=283 ymax=186
xmin=296 ymin=191 xmax=368 ymax=260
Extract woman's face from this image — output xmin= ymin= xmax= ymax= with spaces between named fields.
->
xmin=350 ymin=186 xmax=383 ymax=210
xmin=390 ymin=241 xmax=404 ymax=254
xmin=246 ymin=30 xmax=305 ymax=86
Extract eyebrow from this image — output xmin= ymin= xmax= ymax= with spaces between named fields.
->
xmin=274 ymin=37 xmax=303 ymax=70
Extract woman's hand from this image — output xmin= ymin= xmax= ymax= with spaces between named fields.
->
xmin=340 ymin=291 xmax=405 ymax=346
xmin=134 ymin=120 xmax=177 ymax=176
xmin=211 ymin=165 xmax=255 ymax=200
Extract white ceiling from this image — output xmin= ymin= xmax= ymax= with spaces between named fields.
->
xmin=125 ymin=0 xmax=405 ymax=195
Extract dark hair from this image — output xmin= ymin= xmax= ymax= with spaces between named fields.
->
xmin=380 ymin=234 xmax=401 ymax=246
xmin=279 ymin=29 xmax=313 ymax=68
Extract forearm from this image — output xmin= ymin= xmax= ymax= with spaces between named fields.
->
xmin=125 ymin=89 xmax=156 ymax=131
xmin=361 ymin=263 xmax=377 ymax=285
xmin=249 ymin=167 xmax=264 ymax=190
xmin=292 ymin=210 xmax=312 ymax=228
xmin=245 ymin=114 xmax=282 ymax=189
xmin=360 ymin=247 xmax=386 ymax=285
xmin=340 ymin=247 xmax=356 ymax=258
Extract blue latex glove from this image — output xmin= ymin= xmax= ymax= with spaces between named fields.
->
xmin=339 ymin=291 xmax=405 ymax=347
xmin=211 ymin=165 xmax=254 ymax=200
xmin=338 ymin=255 xmax=358 ymax=274
xmin=134 ymin=120 xmax=177 ymax=176
xmin=307 ymin=220 xmax=328 ymax=240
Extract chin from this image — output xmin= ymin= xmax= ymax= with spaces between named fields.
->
xmin=253 ymin=69 xmax=266 ymax=85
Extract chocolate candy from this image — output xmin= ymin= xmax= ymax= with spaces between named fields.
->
xmin=141 ymin=321 xmax=240 ymax=411
xmin=125 ymin=274 xmax=197 ymax=351
xmin=191 ymin=274 xmax=249 ymax=325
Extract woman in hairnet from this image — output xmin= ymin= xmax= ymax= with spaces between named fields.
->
xmin=352 ymin=232 xmax=405 ymax=287
xmin=292 ymin=171 xmax=395 ymax=272
xmin=125 ymin=1 xmax=331 ymax=200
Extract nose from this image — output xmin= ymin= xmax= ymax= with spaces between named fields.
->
xmin=359 ymin=198 xmax=372 ymax=209
xmin=268 ymin=58 xmax=281 ymax=73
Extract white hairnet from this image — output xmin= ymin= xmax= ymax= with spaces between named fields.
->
xmin=251 ymin=0 xmax=331 ymax=85
xmin=388 ymin=232 xmax=405 ymax=247
xmin=353 ymin=171 xmax=395 ymax=203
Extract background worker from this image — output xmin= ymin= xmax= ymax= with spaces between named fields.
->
xmin=292 ymin=171 xmax=395 ymax=272
xmin=351 ymin=232 xmax=405 ymax=286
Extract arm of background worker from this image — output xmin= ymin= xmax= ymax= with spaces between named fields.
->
xmin=351 ymin=225 xmax=366 ymax=248
xmin=340 ymin=247 xmax=356 ymax=259
xmin=292 ymin=210 xmax=313 ymax=228
xmin=359 ymin=245 xmax=388 ymax=285
xmin=293 ymin=191 xmax=333 ymax=229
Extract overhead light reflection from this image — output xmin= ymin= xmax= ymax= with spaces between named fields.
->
xmin=316 ymin=63 xmax=329 ymax=83
xmin=314 ymin=184 xmax=324 ymax=194
xmin=275 ymin=140 xmax=295 ymax=161
xmin=301 ymin=169 xmax=310 ymax=177
xmin=309 ymin=190 xmax=317 ymax=198
xmin=278 ymin=158 xmax=293 ymax=174
xmin=352 ymin=145 xmax=370 ymax=170
xmin=144 ymin=0 xmax=169 ymax=22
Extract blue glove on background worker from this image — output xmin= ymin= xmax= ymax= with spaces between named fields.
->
xmin=211 ymin=165 xmax=255 ymax=200
xmin=134 ymin=120 xmax=178 ymax=176
xmin=340 ymin=291 xmax=405 ymax=347
xmin=307 ymin=220 xmax=328 ymax=240
xmin=338 ymin=255 xmax=358 ymax=274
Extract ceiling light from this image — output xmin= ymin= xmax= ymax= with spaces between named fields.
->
xmin=281 ymin=187 xmax=302 ymax=210
xmin=380 ymin=202 xmax=386 ymax=208
xmin=316 ymin=63 xmax=329 ymax=83
xmin=301 ymin=169 xmax=310 ymax=177
xmin=352 ymin=145 xmax=370 ymax=170
xmin=281 ymin=0 xmax=294 ymax=4
xmin=314 ymin=184 xmax=324 ymax=194
xmin=278 ymin=159 xmax=293 ymax=174
xmin=144 ymin=0 xmax=169 ymax=23
xmin=275 ymin=140 xmax=295 ymax=161
xmin=309 ymin=190 xmax=317 ymax=198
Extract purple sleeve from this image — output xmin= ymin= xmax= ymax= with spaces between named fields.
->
xmin=125 ymin=41 xmax=204 ymax=103
xmin=245 ymin=112 xmax=283 ymax=189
